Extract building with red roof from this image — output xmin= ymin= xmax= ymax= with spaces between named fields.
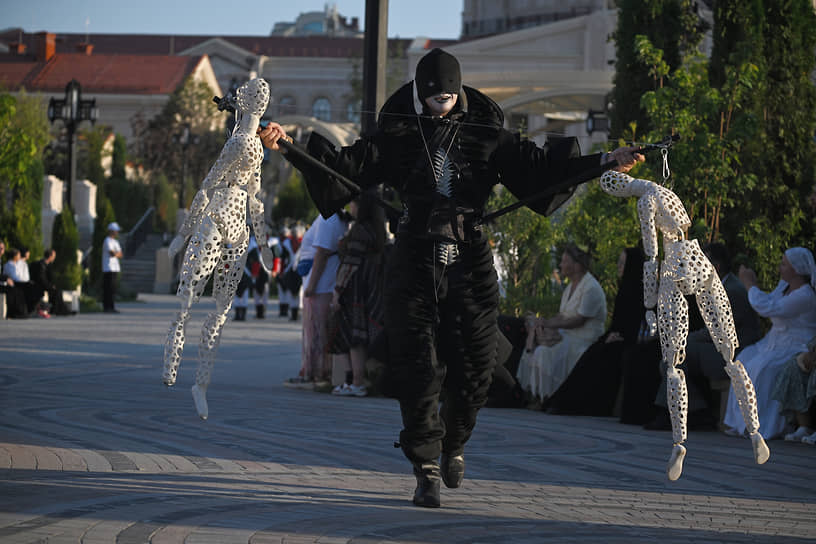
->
xmin=0 ymin=31 xmax=221 ymax=141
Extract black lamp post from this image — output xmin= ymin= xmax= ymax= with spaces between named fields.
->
xmin=172 ymin=123 xmax=199 ymax=208
xmin=48 ymin=79 xmax=98 ymax=209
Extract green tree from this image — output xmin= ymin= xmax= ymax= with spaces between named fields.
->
xmin=51 ymin=208 xmax=82 ymax=290
xmin=610 ymin=0 xmax=707 ymax=139
xmin=271 ymin=169 xmax=318 ymax=225
xmin=105 ymin=133 xmax=151 ymax=230
xmin=153 ymin=173 xmax=178 ymax=233
xmin=0 ymin=91 xmax=49 ymax=258
xmin=708 ymin=0 xmax=764 ymax=88
xmin=488 ymin=187 xmax=561 ymax=316
xmin=131 ymin=76 xmax=225 ymax=208
xmin=738 ymin=0 xmax=816 ymax=286
xmin=636 ymin=1 xmax=816 ymax=288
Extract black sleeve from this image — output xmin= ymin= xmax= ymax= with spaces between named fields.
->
xmin=283 ymin=132 xmax=381 ymax=219
xmin=492 ymin=130 xmax=603 ymax=216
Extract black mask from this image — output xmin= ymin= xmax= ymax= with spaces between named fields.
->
xmin=414 ymin=48 xmax=461 ymax=102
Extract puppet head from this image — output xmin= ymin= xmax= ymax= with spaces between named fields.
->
xmin=236 ymin=78 xmax=270 ymax=117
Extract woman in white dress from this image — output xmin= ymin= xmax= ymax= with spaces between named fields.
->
xmin=516 ymin=245 xmax=606 ymax=402
xmin=723 ymin=247 xmax=816 ymax=439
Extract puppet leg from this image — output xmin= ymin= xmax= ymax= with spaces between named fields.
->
xmin=192 ymin=226 xmax=249 ymax=420
xmin=659 ymin=276 xmax=690 ymax=481
xmin=162 ymin=220 xmax=222 ymax=386
xmin=724 ymin=360 xmax=769 ymax=463
xmin=695 ymin=267 xmax=769 ymax=464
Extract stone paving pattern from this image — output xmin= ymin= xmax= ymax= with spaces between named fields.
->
xmin=0 ymin=294 xmax=814 ymax=543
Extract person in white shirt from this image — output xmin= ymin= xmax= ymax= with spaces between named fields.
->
xmin=102 ymin=222 xmax=123 ymax=313
xmin=284 ymin=213 xmax=349 ymax=389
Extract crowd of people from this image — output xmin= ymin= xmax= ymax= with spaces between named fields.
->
xmin=489 ymin=241 xmax=816 ymax=447
xmin=0 ymin=240 xmax=72 ymax=318
xmin=264 ymin=192 xmax=389 ymax=399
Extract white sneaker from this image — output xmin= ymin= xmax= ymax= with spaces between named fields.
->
xmin=332 ymin=383 xmax=349 ymax=395
xmin=803 ymin=431 xmax=816 ymax=445
xmin=348 ymin=384 xmax=368 ymax=397
xmin=784 ymin=426 xmax=812 ymax=442
xmin=336 ymin=384 xmax=367 ymax=397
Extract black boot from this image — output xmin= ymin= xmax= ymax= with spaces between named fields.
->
xmin=440 ymin=453 xmax=465 ymax=489
xmin=279 ymin=303 xmax=289 ymax=317
xmin=256 ymin=304 xmax=265 ymax=319
xmin=411 ymin=461 xmax=441 ymax=508
xmin=234 ymin=307 xmax=246 ymax=321
xmin=290 ymin=307 xmax=299 ymax=321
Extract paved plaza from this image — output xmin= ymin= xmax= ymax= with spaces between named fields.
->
xmin=0 ymin=293 xmax=814 ymax=543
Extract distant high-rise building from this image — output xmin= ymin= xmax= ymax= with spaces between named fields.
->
xmin=461 ymin=0 xmax=614 ymax=39
xmin=271 ymin=4 xmax=362 ymax=37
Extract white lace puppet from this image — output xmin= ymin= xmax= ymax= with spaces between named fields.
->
xmin=600 ymin=170 xmax=770 ymax=480
xmin=162 ymin=78 xmax=274 ymax=419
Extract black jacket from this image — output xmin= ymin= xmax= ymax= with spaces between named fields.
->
xmin=287 ymin=83 xmax=602 ymax=232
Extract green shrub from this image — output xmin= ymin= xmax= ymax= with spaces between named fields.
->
xmin=51 ymin=208 xmax=82 ymax=290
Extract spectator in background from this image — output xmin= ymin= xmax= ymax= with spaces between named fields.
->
xmin=3 ymin=246 xmax=45 ymax=317
xmin=30 ymin=249 xmax=70 ymax=316
xmin=516 ymin=244 xmax=607 ymax=406
xmin=772 ymin=335 xmax=816 ymax=443
xmin=102 ymin=222 xmax=123 ymax=313
xmin=329 ymin=192 xmax=387 ymax=397
xmin=0 ymin=241 xmax=28 ymax=318
xmin=723 ymin=247 xmax=816 ymax=439
xmin=275 ymin=226 xmax=294 ymax=318
xmin=544 ymin=246 xmax=645 ymax=415
xmin=284 ymin=213 xmax=350 ymax=389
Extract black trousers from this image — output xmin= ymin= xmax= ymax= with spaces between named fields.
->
xmin=103 ymin=272 xmax=117 ymax=310
xmin=385 ymin=234 xmax=498 ymax=464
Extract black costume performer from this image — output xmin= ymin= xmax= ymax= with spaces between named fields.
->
xmin=263 ymin=48 xmax=625 ymax=508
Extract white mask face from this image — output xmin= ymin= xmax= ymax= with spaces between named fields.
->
xmin=424 ymin=92 xmax=458 ymax=117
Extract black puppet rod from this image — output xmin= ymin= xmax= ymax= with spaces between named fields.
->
xmin=213 ymin=93 xmax=402 ymax=219
xmin=479 ymin=134 xmax=680 ymax=224
xmin=214 ymin=93 xmax=678 ymax=224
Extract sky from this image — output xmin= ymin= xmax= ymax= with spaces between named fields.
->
xmin=2 ymin=0 xmax=463 ymax=39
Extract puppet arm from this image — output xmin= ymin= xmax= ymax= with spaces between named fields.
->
xmin=638 ymin=193 xmax=659 ymax=335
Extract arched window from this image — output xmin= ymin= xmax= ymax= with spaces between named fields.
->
xmin=277 ymin=96 xmax=295 ymax=115
xmin=312 ymin=97 xmax=331 ymax=121
xmin=346 ymin=100 xmax=361 ymax=124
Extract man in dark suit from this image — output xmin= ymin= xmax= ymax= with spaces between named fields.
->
xmin=650 ymin=242 xmax=761 ymax=429
xmin=30 ymin=249 xmax=69 ymax=316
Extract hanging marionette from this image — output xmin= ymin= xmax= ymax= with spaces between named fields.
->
xmin=162 ymin=77 xmax=275 ymax=420
xmin=599 ymin=148 xmax=770 ymax=480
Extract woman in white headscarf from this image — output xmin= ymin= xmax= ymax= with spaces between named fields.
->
xmin=723 ymin=247 xmax=816 ymax=439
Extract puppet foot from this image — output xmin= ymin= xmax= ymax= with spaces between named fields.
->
xmin=667 ymin=443 xmax=686 ymax=481
xmin=750 ymin=432 xmax=769 ymax=464
xmin=191 ymin=384 xmax=209 ymax=420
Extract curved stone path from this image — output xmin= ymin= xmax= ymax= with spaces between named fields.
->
xmin=0 ymin=294 xmax=813 ymax=543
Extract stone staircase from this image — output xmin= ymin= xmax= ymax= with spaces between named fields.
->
xmin=120 ymin=233 xmax=164 ymax=295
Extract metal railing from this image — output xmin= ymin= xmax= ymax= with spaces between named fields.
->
xmin=123 ymin=207 xmax=155 ymax=258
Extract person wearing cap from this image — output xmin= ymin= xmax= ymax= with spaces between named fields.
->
xmin=259 ymin=47 xmax=643 ymax=508
xmin=102 ymin=222 xmax=123 ymax=313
